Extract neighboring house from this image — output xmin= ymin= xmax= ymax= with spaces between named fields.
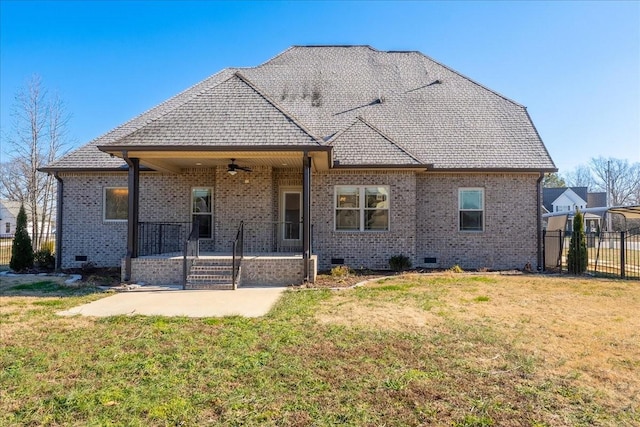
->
xmin=542 ymin=187 xmax=607 ymax=232
xmin=0 ymin=200 xmax=18 ymax=237
xmin=41 ymin=45 xmax=556 ymax=287
xmin=0 ymin=200 xmax=55 ymax=239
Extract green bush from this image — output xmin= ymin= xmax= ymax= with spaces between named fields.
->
xmin=330 ymin=265 xmax=352 ymax=278
xmin=567 ymin=211 xmax=588 ymax=274
xmin=10 ymin=204 xmax=34 ymax=272
xmin=389 ymin=255 xmax=412 ymax=272
xmin=40 ymin=240 xmax=55 ymax=254
xmin=34 ymin=248 xmax=55 ymax=270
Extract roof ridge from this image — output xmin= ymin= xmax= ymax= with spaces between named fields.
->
xmin=414 ymin=51 xmax=526 ymax=108
xmin=524 ymin=108 xmax=557 ymax=171
xmin=254 ymin=46 xmax=295 ymax=66
xmin=233 ymin=71 xmax=324 ymax=145
xmin=325 ymin=119 xmax=359 ymax=146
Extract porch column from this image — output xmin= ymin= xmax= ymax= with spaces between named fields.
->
xmin=302 ymin=153 xmax=312 ymax=282
xmin=123 ymin=155 xmax=140 ymax=282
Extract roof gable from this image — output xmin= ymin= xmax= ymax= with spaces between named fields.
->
xmin=328 ymin=117 xmax=422 ymax=166
xmin=106 ymin=73 xmax=322 ymax=148
xmin=551 ymin=188 xmax=587 ymax=210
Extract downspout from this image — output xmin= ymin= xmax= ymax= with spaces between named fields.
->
xmin=53 ymin=172 xmax=63 ymax=270
xmin=122 ymin=151 xmax=140 ymax=282
xmin=536 ymin=173 xmax=544 ymax=271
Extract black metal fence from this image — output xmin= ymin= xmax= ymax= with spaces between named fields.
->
xmin=543 ymin=228 xmax=640 ymax=279
xmin=0 ymin=236 xmax=13 ymax=266
xmin=0 ymin=234 xmax=57 ymax=267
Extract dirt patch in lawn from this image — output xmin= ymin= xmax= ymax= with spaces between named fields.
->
xmin=316 ymin=298 xmax=444 ymax=332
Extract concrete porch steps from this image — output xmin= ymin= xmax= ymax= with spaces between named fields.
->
xmin=185 ymin=259 xmax=238 ymax=290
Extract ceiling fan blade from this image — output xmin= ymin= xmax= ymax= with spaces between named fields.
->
xmin=227 ymin=159 xmax=251 ymax=173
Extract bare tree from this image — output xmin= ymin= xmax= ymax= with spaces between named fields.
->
xmin=0 ymin=75 xmax=70 ymax=249
xmin=563 ymin=165 xmax=595 ymax=190
xmin=589 ymin=157 xmax=640 ymax=206
xmin=563 ymin=158 xmax=640 ymax=205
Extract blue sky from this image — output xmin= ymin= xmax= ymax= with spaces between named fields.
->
xmin=1 ymin=1 xmax=638 ymax=174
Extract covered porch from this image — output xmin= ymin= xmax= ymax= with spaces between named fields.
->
xmin=99 ymin=148 xmax=331 ymax=289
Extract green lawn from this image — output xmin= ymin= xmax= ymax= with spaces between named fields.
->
xmin=1 ymin=275 xmax=638 ymax=426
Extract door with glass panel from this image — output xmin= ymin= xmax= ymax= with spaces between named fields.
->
xmin=192 ymin=188 xmax=213 ymax=240
xmin=279 ymin=189 xmax=302 ymax=252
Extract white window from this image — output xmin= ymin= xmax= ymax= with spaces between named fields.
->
xmin=335 ymin=186 xmax=389 ymax=231
xmin=104 ymin=187 xmax=128 ymax=221
xmin=192 ymin=188 xmax=213 ymax=239
xmin=459 ymin=188 xmax=484 ymax=232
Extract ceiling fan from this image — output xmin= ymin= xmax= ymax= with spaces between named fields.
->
xmin=227 ymin=159 xmax=252 ymax=175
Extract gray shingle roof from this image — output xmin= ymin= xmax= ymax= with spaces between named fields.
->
xmin=114 ymin=73 xmax=322 ymax=147
xmin=328 ymin=117 xmax=421 ymax=166
xmin=44 ymin=45 xmax=556 ymax=171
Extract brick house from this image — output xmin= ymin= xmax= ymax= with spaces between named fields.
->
xmin=41 ymin=46 xmax=556 ymax=287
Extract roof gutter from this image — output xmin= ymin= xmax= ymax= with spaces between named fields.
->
xmin=97 ymin=144 xmax=333 ymax=154
xmin=331 ymin=163 xmax=432 ymax=170
xmin=428 ymin=167 xmax=558 ymax=173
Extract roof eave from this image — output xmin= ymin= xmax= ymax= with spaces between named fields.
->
xmin=38 ymin=166 xmax=130 ymax=174
xmin=331 ymin=163 xmax=431 ymax=170
xmin=97 ymin=145 xmax=333 ymax=154
xmin=427 ymin=167 xmax=558 ymax=173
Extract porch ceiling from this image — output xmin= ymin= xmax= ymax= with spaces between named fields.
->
xmin=108 ymin=150 xmax=330 ymax=173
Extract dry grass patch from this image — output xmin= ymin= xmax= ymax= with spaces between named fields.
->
xmin=315 ymin=273 xmax=640 ymax=424
xmin=440 ymin=274 xmax=640 ymax=410
xmin=317 ymin=298 xmax=444 ymax=332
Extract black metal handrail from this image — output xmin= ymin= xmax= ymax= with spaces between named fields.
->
xmin=232 ymin=221 xmax=244 ymax=290
xmin=182 ymin=220 xmax=200 ymax=289
xmin=139 ymin=222 xmax=192 ymax=256
xmin=218 ymin=221 xmax=303 ymax=253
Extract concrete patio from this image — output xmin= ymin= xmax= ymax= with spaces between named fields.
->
xmin=57 ymin=285 xmax=286 ymax=318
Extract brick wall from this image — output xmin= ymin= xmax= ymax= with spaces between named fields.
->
xmin=59 ymin=172 xmax=129 ymax=268
xmin=126 ymin=255 xmax=316 ymax=287
xmin=416 ymin=173 xmax=540 ymax=270
xmin=60 ymin=170 xmax=218 ymax=268
xmin=311 ymin=170 xmax=417 ymax=271
xmin=215 ymin=166 xmax=275 ymax=252
xmin=59 ymin=169 xmax=540 ymax=274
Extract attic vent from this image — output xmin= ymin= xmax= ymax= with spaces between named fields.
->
xmin=405 ymin=79 xmax=442 ymax=93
